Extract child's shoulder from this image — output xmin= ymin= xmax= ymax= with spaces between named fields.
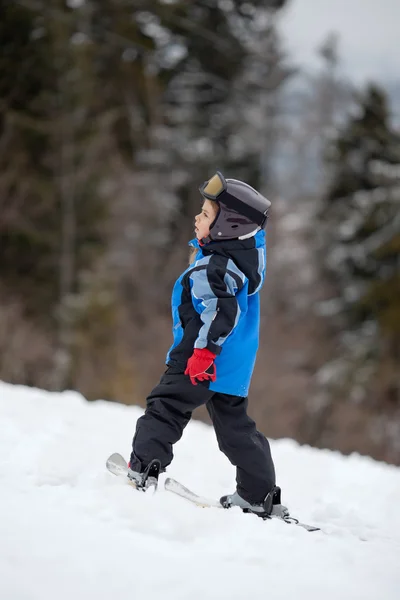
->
xmin=195 ymin=253 xmax=247 ymax=287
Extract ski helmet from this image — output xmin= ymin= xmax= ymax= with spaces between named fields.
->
xmin=199 ymin=171 xmax=271 ymax=243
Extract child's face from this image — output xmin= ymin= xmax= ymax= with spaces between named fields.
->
xmin=195 ymin=200 xmax=217 ymax=240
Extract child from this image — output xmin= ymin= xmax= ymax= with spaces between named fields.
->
xmin=128 ymin=171 xmax=286 ymax=517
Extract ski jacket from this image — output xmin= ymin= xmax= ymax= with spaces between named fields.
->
xmin=166 ymin=230 xmax=267 ymax=396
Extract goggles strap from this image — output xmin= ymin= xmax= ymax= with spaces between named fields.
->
xmin=220 ymin=193 xmax=265 ymax=225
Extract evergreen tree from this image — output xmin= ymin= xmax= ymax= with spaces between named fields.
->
xmin=319 ymin=84 xmax=400 ymax=404
xmin=0 ymin=2 xmax=109 ymax=316
xmin=0 ymin=1 xmax=110 ymax=388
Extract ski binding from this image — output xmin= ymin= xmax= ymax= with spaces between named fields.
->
xmin=106 ymin=452 xmax=160 ymax=492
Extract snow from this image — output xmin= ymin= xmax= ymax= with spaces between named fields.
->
xmin=1 ymin=381 xmax=400 ymax=600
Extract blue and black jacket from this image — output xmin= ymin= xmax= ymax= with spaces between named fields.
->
xmin=166 ymin=230 xmax=267 ymax=397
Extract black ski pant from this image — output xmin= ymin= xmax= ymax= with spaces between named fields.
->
xmin=130 ymin=368 xmax=276 ymax=504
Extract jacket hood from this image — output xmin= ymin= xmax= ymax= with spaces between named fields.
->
xmin=189 ymin=230 xmax=266 ymax=295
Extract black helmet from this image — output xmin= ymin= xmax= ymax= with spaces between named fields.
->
xmin=199 ymin=171 xmax=271 ymax=243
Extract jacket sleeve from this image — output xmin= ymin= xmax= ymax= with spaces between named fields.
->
xmin=189 ymin=257 xmax=245 ymax=355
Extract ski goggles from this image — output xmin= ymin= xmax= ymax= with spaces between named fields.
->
xmin=199 ymin=171 xmax=227 ymax=200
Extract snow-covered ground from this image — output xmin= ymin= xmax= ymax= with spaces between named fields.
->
xmin=1 ymin=381 xmax=399 ymax=600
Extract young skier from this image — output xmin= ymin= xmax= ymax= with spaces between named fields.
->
xmin=128 ymin=171 xmax=287 ymax=518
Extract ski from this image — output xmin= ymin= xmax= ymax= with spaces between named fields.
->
xmin=165 ymin=477 xmax=224 ymax=509
xmin=164 ymin=477 xmax=320 ymax=532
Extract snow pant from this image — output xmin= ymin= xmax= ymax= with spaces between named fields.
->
xmin=130 ymin=367 xmax=276 ymax=504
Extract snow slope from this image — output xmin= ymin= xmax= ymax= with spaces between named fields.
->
xmin=1 ymin=381 xmax=399 ymax=600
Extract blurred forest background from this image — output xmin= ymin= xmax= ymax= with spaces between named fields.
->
xmin=1 ymin=0 xmax=399 ymax=464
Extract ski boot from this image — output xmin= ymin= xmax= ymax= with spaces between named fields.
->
xmin=220 ymin=485 xmax=289 ymax=519
xmin=127 ymin=458 xmax=161 ymax=491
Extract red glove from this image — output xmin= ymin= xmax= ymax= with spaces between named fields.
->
xmin=185 ymin=348 xmax=217 ymax=385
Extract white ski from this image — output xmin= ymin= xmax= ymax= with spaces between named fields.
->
xmin=165 ymin=477 xmax=224 ymax=509
xmin=164 ymin=477 xmax=320 ymax=532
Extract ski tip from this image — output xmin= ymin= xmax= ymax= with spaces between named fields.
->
xmin=305 ymin=525 xmax=321 ymax=532
xmin=106 ymin=453 xmax=129 ymax=474
xmin=106 ymin=452 xmax=122 ymax=466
